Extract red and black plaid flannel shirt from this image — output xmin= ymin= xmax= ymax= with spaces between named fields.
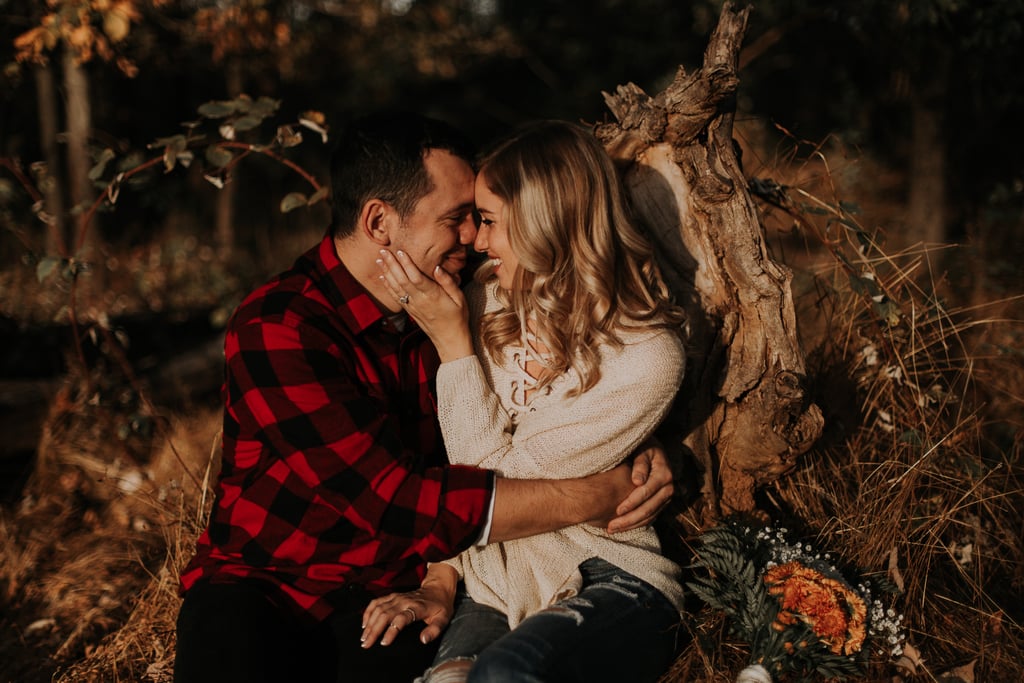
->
xmin=180 ymin=235 xmax=494 ymax=622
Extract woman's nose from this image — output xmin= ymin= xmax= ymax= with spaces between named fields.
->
xmin=474 ymin=223 xmax=489 ymax=252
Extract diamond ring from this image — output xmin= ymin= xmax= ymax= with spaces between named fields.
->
xmin=398 ymin=294 xmax=410 ymax=305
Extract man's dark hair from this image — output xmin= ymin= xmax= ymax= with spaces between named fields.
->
xmin=328 ymin=111 xmax=476 ymax=239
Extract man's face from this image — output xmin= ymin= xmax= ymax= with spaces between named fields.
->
xmin=391 ymin=149 xmax=477 ymax=285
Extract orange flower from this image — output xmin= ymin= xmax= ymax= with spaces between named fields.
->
xmin=764 ymin=562 xmax=867 ymax=655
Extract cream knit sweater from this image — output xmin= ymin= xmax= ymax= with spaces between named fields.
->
xmin=435 ymin=280 xmax=687 ymax=628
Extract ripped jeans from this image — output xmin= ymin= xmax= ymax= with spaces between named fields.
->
xmin=419 ymin=557 xmax=680 ymax=683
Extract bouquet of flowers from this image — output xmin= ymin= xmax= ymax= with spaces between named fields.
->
xmin=687 ymin=519 xmax=906 ymax=682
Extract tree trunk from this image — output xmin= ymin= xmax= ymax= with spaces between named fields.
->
xmin=214 ymin=58 xmax=243 ymax=258
xmin=34 ymin=63 xmax=67 ymax=256
xmin=907 ymin=96 xmax=946 ymax=246
xmin=62 ymin=48 xmax=107 ymax=303
xmin=596 ymin=2 xmax=823 ymax=525
xmin=62 ymin=49 xmax=94 ymax=257
xmin=905 ymin=46 xmax=950 ymax=247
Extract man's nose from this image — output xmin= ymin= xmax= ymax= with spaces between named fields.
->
xmin=458 ymin=215 xmax=478 ymax=245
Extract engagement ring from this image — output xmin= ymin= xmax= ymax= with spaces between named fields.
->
xmin=398 ymin=294 xmax=410 ymax=305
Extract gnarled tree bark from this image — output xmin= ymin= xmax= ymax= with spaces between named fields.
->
xmin=596 ymin=2 xmax=823 ymax=525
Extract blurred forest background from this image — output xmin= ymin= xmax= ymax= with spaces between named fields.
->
xmin=1 ymin=1 xmax=1023 ymax=682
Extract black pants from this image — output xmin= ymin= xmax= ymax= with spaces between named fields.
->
xmin=174 ymin=580 xmax=439 ymax=683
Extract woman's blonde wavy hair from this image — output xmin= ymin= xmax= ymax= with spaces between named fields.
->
xmin=474 ymin=120 xmax=685 ymax=396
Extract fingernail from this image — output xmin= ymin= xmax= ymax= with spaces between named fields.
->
xmin=396 ymin=250 xmax=405 ymax=257
xmin=375 ymin=259 xmax=383 ymax=266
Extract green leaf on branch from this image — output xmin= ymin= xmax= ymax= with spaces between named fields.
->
xmin=197 ymin=100 xmax=236 ymax=118
xmin=36 ymin=257 xmax=60 ymax=282
xmin=250 ymin=96 xmax=281 ymax=118
xmin=232 ymin=114 xmax=263 ymax=132
xmin=205 ymin=145 xmax=234 ymax=168
xmin=280 ymin=192 xmax=309 ymax=213
xmin=148 ymin=135 xmax=190 ymax=172
xmin=148 ymin=134 xmax=188 ymax=150
xmin=88 ymin=148 xmax=116 ymax=181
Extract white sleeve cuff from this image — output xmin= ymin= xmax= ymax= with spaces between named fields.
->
xmin=474 ymin=486 xmax=496 ymax=545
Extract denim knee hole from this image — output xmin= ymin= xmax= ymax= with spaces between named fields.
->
xmin=417 ymin=656 xmax=475 ymax=683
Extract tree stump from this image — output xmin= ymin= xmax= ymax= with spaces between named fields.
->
xmin=595 ymin=2 xmax=823 ymax=525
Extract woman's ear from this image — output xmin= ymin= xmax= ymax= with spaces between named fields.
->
xmin=358 ymin=198 xmax=396 ymax=246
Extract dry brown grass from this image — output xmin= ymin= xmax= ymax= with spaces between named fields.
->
xmin=769 ymin=258 xmax=1024 ymax=681
xmin=0 ymin=384 xmax=219 ymax=683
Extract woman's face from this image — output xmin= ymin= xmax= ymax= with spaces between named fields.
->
xmin=474 ymin=173 xmax=521 ymax=291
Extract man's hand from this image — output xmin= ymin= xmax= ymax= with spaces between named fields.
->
xmin=488 ymin=443 xmax=677 ymax=543
xmin=606 ymin=442 xmax=674 ymax=533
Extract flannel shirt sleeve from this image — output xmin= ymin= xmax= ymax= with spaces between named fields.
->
xmin=224 ymin=317 xmax=493 ymax=568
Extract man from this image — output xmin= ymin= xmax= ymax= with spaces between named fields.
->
xmin=174 ymin=112 xmax=675 ymax=683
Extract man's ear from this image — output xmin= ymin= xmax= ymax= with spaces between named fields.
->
xmin=358 ymin=198 xmax=396 ymax=246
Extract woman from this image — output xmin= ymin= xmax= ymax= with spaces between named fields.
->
xmin=364 ymin=120 xmax=686 ymax=682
